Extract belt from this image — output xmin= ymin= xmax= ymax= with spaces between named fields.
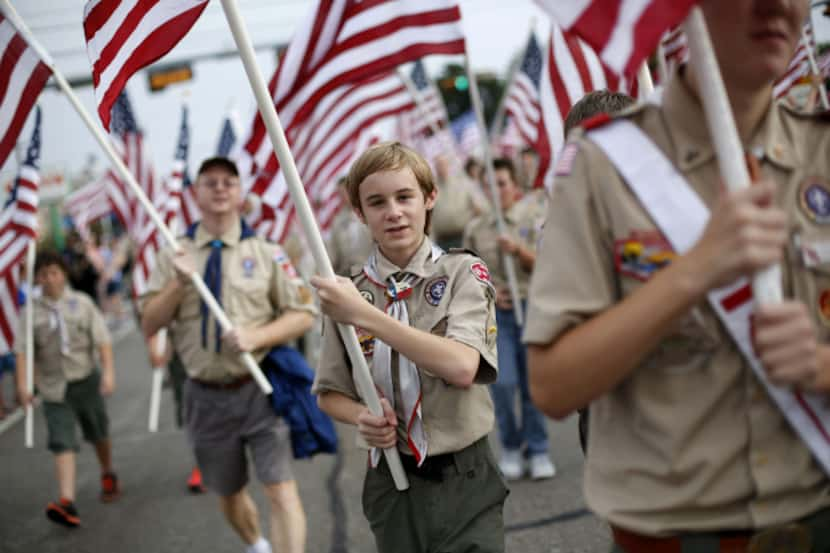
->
xmin=189 ymin=374 xmax=253 ymax=391
xmin=399 ymin=451 xmax=456 ymax=482
xmin=612 ymin=522 xmax=815 ymax=553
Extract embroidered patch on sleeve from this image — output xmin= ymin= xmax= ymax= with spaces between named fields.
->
xmin=614 ymin=230 xmax=676 ymax=281
xmin=471 ymin=262 xmax=491 ymax=284
xmin=273 ymin=248 xmax=299 ymax=279
xmin=554 ymin=143 xmax=580 ymax=177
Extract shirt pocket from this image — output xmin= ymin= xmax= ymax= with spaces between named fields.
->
xmin=227 ymin=275 xmax=272 ymax=322
xmin=641 ymin=307 xmax=722 ymax=375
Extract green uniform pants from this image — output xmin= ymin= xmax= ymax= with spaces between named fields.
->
xmin=362 ymin=437 xmax=509 ymax=553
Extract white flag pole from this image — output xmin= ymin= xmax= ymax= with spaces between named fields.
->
xmin=24 ymin=241 xmax=36 ymax=448
xmin=683 ymin=8 xmax=782 ymax=304
xmin=636 ymin=61 xmax=655 ymax=97
xmin=0 ymin=0 xmax=273 ymax=395
xmin=463 ymin=56 xmax=525 ymax=325
xmin=802 ymin=27 xmax=830 ymax=110
xmin=490 ymin=17 xmax=537 ymax=141
xmin=218 ymin=0 xmax=409 ymax=491
xmin=148 ymin=330 xmax=166 ymax=433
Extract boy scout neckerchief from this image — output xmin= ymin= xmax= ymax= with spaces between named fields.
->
xmin=362 ymin=243 xmax=445 ymax=468
xmin=185 ymin=219 xmax=256 ymax=353
xmin=44 ymin=299 xmax=69 ymax=355
xmin=588 ymin=119 xmax=830 ymax=476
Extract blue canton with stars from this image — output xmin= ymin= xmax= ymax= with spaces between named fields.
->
xmin=5 ymin=106 xmax=41 ymax=209
xmin=520 ymin=34 xmax=543 ymax=89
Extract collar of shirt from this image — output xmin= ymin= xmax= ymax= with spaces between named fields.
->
xmin=191 ymin=218 xmax=243 ymax=249
xmin=39 ymin=286 xmax=71 ymax=308
xmin=662 ymin=66 xmax=799 ymax=173
xmin=371 ymin=237 xmax=438 ymax=281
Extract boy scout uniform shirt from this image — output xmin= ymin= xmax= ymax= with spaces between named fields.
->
xmin=14 ymin=288 xmax=110 ymax=402
xmin=312 ymin=237 xmax=499 ymax=455
xmin=523 ymin=70 xmax=830 ymax=535
xmin=142 ymin=219 xmax=317 ymax=382
xmin=462 ymin=200 xmax=545 ymax=299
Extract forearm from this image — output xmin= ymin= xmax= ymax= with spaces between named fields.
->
xmin=317 ymin=390 xmax=364 ymax=425
xmin=249 ymin=310 xmax=314 ymax=350
xmin=141 ymin=280 xmax=184 ymax=337
xmin=99 ymin=344 xmax=115 ymax=376
xmin=15 ymin=352 xmax=26 ymax=391
xmin=528 ymin=257 xmax=704 ymax=419
xmin=516 ymin=245 xmax=536 ymax=271
xmin=360 ymin=308 xmax=479 ymax=388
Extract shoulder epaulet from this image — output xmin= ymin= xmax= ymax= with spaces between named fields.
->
xmin=447 ymin=247 xmax=480 ymax=258
xmin=348 ymin=264 xmax=365 ymax=280
xmin=779 ymin=100 xmax=830 ymax=122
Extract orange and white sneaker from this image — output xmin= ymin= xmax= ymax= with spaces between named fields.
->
xmin=187 ymin=467 xmax=205 ymax=494
xmin=100 ymin=472 xmax=120 ymax=503
xmin=46 ymin=498 xmax=81 ymax=528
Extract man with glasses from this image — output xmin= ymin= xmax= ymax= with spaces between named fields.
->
xmin=141 ymin=157 xmax=316 ymax=553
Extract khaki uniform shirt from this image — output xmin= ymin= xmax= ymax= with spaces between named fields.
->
xmin=312 ymin=237 xmax=499 ymax=455
xmin=462 ymin=200 xmax=545 ymax=299
xmin=15 ymin=288 xmax=110 ymax=402
xmin=326 ymin=208 xmax=373 ymax=276
xmin=523 ymin=72 xmax=830 ymax=534
xmin=431 ymin=175 xmax=480 ymax=242
xmin=142 ymin=219 xmax=317 ymax=381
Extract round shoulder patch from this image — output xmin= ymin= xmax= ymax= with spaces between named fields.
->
xmin=470 ymin=262 xmax=490 ymax=284
xmin=360 ymin=290 xmax=374 ymax=304
xmin=799 ymin=177 xmax=830 ymax=224
xmin=424 ymin=276 xmax=448 ymax=306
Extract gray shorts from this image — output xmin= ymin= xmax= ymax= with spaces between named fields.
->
xmin=183 ymin=378 xmax=293 ymax=496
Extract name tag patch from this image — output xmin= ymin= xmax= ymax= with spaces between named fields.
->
xmin=800 ymin=178 xmax=830 ymax=224
xmin=424 ymin=277 xmax=448 ymax=306
xmin=614 ymin=230 xmax=675 ymax=281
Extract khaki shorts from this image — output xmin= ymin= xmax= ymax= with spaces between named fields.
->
xmin=43 ymin=371 xmax=109 ymax=454
xmin=183 ymin=378 xmax=293 ymax=496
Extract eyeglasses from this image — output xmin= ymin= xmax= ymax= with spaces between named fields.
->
xmin=200 ymin=177 xmax=240 ymax=190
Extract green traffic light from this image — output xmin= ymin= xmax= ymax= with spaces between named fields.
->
xmin=454 ymin=75 xmax=469 ymax=91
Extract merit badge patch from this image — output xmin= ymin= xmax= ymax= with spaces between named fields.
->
xmin=273 ymin=249 xmax=299 ymax=279
xmin=424 ymin=277 xmax=448 ymax=306
xmin=800 ymin=178 xmax=830 ymax=224
xmin=357 ymin=328 xmax=375 ymax=356
xmin=360 ymin=290 xmax=375 ymax=304
xmin=614 ymin=230 xmax=676 ymax=281
xmin=471 ymin=262 xmax=491 ymax=284
xmin=242 ymin=257 xmax=256 ymax=278
xmin=554 ymin=143 xmax=579 ymax=177
xmin=819 ymin=290 xmax=830 ymax=326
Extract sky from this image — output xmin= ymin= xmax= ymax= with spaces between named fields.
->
xmin=2 ymin=0 xmax=550 ymax=191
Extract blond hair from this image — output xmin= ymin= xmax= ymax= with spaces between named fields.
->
xmin=346 ymin=142 xmax=436 ymax=232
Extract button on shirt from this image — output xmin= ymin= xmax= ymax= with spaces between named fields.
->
xmin=523 ymin=69 xmax=830 ymax=534
xmin=141 ymin=219 xmax=318 ymax=382
xmin=15 ymin=288 xmax=110 ymax=402
xmin=313 ymin=237 xmax=499 ymax=456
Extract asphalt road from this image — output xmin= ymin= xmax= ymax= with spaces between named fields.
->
xmin=0 ymin=321 xmax=611 ymax=553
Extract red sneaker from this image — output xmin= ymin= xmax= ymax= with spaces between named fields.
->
xmin=187 ymin=467 xmax=205 ymax=494
xmin=46 ymin=498 xmax=81 ymax=528
xmin=100 ymin=472 xmax=120 ymax=503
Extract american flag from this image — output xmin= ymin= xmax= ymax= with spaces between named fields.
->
xmin=532 ymin=22 xmax=644 ymax=190
xmin=502 ymin=33 xmax=543 ymax=147
xmin=216 ymin=116 xmax=237 ymax=157
xmin=660 ymin=27 xmax=689 ymax=76
xmin=0 ymin=107 xmax=41 ymax=354
xmin=0 ymin=12 xmax=51 ymax=171
xmin=238 ymin=0 xmax=466 ymax=242
xmin=402 ymin=59 xmax=450 ymax=137
xmin=84 ymin=0 xmax=209 ymax=130
xmin=773 ymin=23 xmax=817 ymax=100
xmin=819 ymin=51 xmax=830 ymax=80
xmin=163 ymin=104 xmax=199 ymax=231
xmin=65 ymin=177 xmax=111 ymax=242
xmin=450 ymin=110 xmax=482 ymax=157
xmin=533 ymin=0 xmax=697 ymax=79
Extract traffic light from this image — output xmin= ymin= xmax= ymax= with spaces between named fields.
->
xmin=454 ymin=75 xmax=469 ymax=91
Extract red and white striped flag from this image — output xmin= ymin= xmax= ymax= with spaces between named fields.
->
xmin=0 ymin=107 xmax=41 ymax=354
xmin=660 ymin=27 xmax=689 ymax=74
xmin=773 ymin=23 xmax=816 ymax=100
xmin=533 ymin=24 xmax=632 ymax=190
xmin=83 ymin=0 xmax=209 ymax=130
xmin=238 ymin=0 xmax=466 ymax=242
xmin=65 ymin=177 xmax=111 ymax=241
xmin=533 ymin=0 xmax=697 ymax=79
xmin=0 ymin=12 xmax=51 ymax=171
xmin=502 ymin=33 xmax=543 ymax=147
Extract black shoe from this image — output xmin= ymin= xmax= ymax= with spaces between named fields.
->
xmin=46 ymin=499 xmax=81 ymax=528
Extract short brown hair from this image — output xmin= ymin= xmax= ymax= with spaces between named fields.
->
xmin=563 ymin=90 xmax=635 ymax=137
xmin=492 ymin=157 xmax=517 ymax=184
xmin=35 ymin=250 xmax=68 ymax=275
xmin=197 ymin=156 xmax=239 ymax=178
xmin=346 ymin=142 xmax=435 ymax=232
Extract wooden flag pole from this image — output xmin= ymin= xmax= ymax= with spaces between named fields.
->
xmin=0 ymin=0 xmax=273 ymax=395
xmin=683 ymin=8 xmax=782 ymax=304
xmin=802 ymin=26 xmax=830 ymax=110
xmin=463 ymin=56 xmax=525 ymax=325
xmin=24 ymin=240 xmax=35 ymax=448
xmin=218 ymin=0 xmax=409 ymax=491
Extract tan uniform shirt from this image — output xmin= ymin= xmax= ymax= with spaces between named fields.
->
xmin=15 ymin=288 xmax=110 ymax=402
xmin=313 ymin=237 xmax=499 ymax=455
xmin=523 ymin=71 xmax=830 ymax=534
xmin=462 ymin=200 xmax=545 ymax=299
xmin=431 ymin=175 xmax=480 ymax=242
xmin=142 ymin=219 xmax=317 ymax=381
xmin=326 ymin=208 xmax=373 ymax=276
